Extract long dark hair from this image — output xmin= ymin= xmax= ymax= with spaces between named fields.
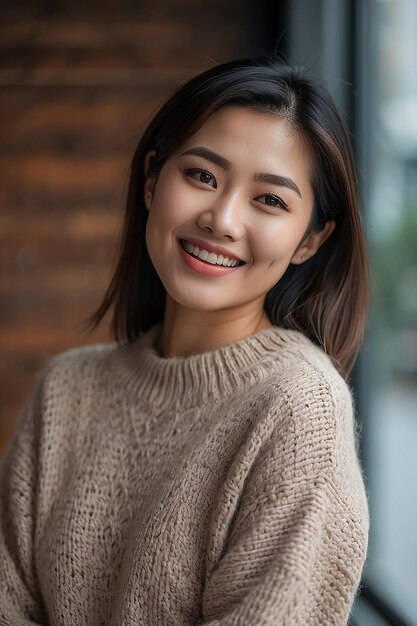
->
xmin=83 ymin=55 xmax=369 ymax=378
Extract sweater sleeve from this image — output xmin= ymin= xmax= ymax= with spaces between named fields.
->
xmin=201 ymin=384 xmax=369 ymax=626
xmin=0 ymin=374 xmax=48 ymax=624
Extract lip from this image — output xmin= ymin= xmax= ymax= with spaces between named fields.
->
xmin=177 ymin=238 xmax=244 ymax=276
xmin=178 ymin=236 xmax=245 ymax=263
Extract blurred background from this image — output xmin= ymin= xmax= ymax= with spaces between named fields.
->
xmin=0 ymin=1 xmax=416 ymax=624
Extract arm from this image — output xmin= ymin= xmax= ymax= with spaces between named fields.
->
xmin=0 ymin=376 xmax=48 ymax=624
xmin=201 ymin=387 xmax=369 ymax=626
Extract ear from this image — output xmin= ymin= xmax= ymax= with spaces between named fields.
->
xmin=290 ymin=219 xmax=336 ymax=265
xmin=143 ymin=149 xmax=158 ymax=212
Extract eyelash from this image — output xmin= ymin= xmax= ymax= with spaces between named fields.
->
xmin=182 ymin=167 xmax=290 ymax=211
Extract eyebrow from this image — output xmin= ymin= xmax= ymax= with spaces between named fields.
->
xmin=179 ymin=146 xmax=303 ymax=199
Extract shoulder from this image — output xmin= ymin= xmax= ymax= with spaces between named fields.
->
xmin=264 ymin=326 xmax=354 ymax=420
xmin=3 ymin=343 xmax=119 ymax=463
xmin=27 ymin=342 xmax=122 ymax=412
xmin=47 ymin=341 xmax=118 ymax=368
xmin=15 ymin=342 xmax=124 ymax=454
xmin=262 ymin=328 xmax=368 ymax=515
xmin=43 ymin=341 xmax=118 ymax=382
xmin=257 ymin=327 xmax=359 ymax=469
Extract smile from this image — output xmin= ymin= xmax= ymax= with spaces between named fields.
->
xmin=180 ymin=239 xmax=243 ymax=267
xmin=178 ymin=239 xmax=245 ymax=276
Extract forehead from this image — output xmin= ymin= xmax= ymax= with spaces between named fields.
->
xmin=176 ymin=105 xmax=313 ymax=173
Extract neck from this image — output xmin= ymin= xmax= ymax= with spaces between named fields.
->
xmin=117 ymin=321 xmax=306 ymax=411
xmin=158 ymin=296 xmax=273 ymax=358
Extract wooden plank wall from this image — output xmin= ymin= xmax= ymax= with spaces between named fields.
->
xmin=0 ymin=0 xmax=255 ymax=455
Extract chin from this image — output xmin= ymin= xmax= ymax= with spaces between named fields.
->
xmin=163 ymin=282 xmax=229 ymax=313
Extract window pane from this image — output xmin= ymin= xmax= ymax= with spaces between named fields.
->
xmin=361 ymin=1 xmax=417 ymax=622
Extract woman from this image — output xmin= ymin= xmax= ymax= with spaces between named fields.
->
xmin=0 ymin=56 xmax=370 ymax=625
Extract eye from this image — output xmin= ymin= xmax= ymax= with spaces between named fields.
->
xmin=183 ymin=167 xmax=217 ymax=189
xmin=256 ymin=193 xmax=289 ymax=211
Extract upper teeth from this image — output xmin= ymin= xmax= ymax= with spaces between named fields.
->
xmin=182 ymin=240 xmax=241 ymax=267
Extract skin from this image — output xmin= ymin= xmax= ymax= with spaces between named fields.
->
xmin=143 ymin=106 xmax=335 ymax=358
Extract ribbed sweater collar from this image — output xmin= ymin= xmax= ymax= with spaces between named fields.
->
xmin=115 ymin=322 xmax=308 ymax=411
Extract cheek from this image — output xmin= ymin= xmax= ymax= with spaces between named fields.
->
xmin=145 ymin=177 xmax=190 ymax=263
xmin=250 ymin=224 xmax=300 ymax=264
xmin=152 ymin=176 xmax=192 ymax=229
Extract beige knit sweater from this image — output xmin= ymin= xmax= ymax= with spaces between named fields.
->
xmin=0 ymin=323 xmax=369 ymax=626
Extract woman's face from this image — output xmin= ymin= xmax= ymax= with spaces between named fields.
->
xmin=144 ymin=106 xmax=333 ymax=320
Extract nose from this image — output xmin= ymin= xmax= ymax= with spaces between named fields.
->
xmin=196 ymin=189 xmax=245 ymax=240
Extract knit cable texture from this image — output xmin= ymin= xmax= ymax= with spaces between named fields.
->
xmin=0 ymin=323 xmax=370 ymax=625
